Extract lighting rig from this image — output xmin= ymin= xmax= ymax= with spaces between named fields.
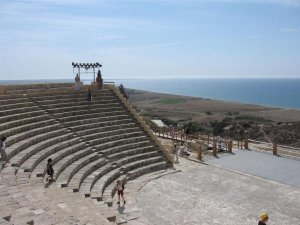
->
xmin=72 ymin=62 xmax=102 ymax=82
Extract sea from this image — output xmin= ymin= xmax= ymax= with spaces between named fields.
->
xmin=1 ymin=78 xmax=300 ymax=109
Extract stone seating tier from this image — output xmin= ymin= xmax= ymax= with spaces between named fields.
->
xmin=63 ymin=114 xmax=132 ymax=127
xmin=0 ymin=109 xmax=46 ymax=124
xmin=6 ymin=127 xmax=68 ymax=160
xmin=31 ymin=142 xmax=89 ymax=178
xmin=57 ymin=110 xmax=126 ymax=124
xmin=5 ymin=123 xmax=60 ymax=146
xmin=21 ymin=139 xmax=85 ymax=173
xmin=69 ymin=118 xmax=135 ymax=132
xmin=0 ymin=84 xmax=172 ymax=224
xmin=0 ymin=114 xmax=50 ymax=131
xmin=10 ymin=131 xmax=73 ymax=168
xmin=0 ymin=106 xmax=41 ymax=117
xmin=0 ymin=119 xmax=57 ymax=142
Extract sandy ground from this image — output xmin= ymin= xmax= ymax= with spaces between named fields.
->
xmin=127 ymin=89 xmax=300 ymax=122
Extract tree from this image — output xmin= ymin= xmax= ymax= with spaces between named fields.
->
xmin=119 ymin=83 xmax=128 ymax=99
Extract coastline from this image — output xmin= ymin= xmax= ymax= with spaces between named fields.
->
xmin=127 ymin=88 xmax=300 ymax=123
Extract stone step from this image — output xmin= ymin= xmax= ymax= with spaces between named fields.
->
xmin=7 ymin=128 xmax=69 ymax=160
xmin=107 ymin=145 xmax=157 ymax=160
xmin=63 ymin=114 xmax=132 ymax=127
xmin=20 ymin=137 xmax=82 ymax=173
xmin=69 ymin=118 xmax=134 ymax=132
xmin=0 ymin=101 xmax=34 ymax=111
xmin=94 ymin=135 xmax=150 ymax=152
xmin=5 ymin=87 xmax=74 ymax=95
xmin=90 ymin=155 xmax=165 ymax=201
xmin=0 ymin=105 xmax=40 ymax=117
xmin=56 ymin=152 xmax=101 ymax=187
xmin=28 ymin=89 xmax=113 ymax=100
xmin=0 ymin=109 xmax=46 ymax=124
xmin=5 ymin=83 xmax=73 ymax=90
xmin=41 ymin=98 xmax=120 ymax=109
xmin=90 ymin=168 xmax=122 ymax=201
xmin=52 ymin=148 xmax=97 ymax=181
xmin=0 ymin=113 xmax=49 ymax=131
xmin=36 ymin=94 xmax=117 ymax=104
xmin=80 ymin=163 xmax=115 ymax=199
xmin=6 ymin=123 xmax=60 ymax=146
xmin=46 ymin=102 xmax=122 ymax=114
xmin=10 ymin=132 xmax=74 ymax=168
xmin=32 ymin=143 xmax=90 ymax=178
xmin=126 ymin=161 xmax=168 ymax=180
xmin=76 ymin=122 xmax=137 ymax=137
xmin=0 ymin=94 xmax=27 ymax=101
xmin=0 ymin=96 xmax=28 ymax=104
xmin=101 ymin=140 xmax=153 ymax=156
xmin=112 ymin=149 xmax=162 ymax=167
xmin=58 ymin=110 xmax=126 ymax=123
xmin=68 ymin=158 xmax=109 ymax=193
xmin=30 ymin=92 xmax=115 ymax=103
xmin=89 ymin=131 xmax=146 ymax=146
xmin=0 ymin=119 xmax=56 ymax=143
xmin=83 ymin=127 xmax=142 ymax=142
xmin=49 ymin=105 xmax=124 ymax=119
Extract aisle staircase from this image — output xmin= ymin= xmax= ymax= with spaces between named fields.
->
xmin=0 ymin=83 xmax=172 ymax=224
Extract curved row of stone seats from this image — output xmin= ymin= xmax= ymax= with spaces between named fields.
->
xmin=3 ymin=83 xmax=75 ymax=95
xmin=0 ymin=114 xmax=49 ymax=131
xmin=52 ymin=127 xmax=148 ymax=188
xmin=103 ymin=161 xmax=167 ymax=205
xmin=0 ymin=101 xmax=34 ymax=111
xmin=71 ymin=118 xmax=135 ymax=133
xmin=0 ymin=109 xmax=46 ymax=125
xmin=51 ymin=122 xmax=144 ymax=186
xmin=20 ymin=137 xmax=84 ymax=173
xmin=68 ymin=158 xmax=109 ymax=193
xmin=58 ymin=110 xmax=126 ymax=125
xmin=0 ymin=105 xmax=41 ymax=118
xmin=65 ymin=138 xmax=153 ymax=192
xmin=0 ymin=93 xmax=27 ymax=100
xmin=28 ymin=88 xmax=112 ymax=101
xmin=90 ymin=154 xmax=166 ymax=200
xmin=38 ymin=97 xmax=119 ymax=110
xmin=30 ymin=141 xmax=89 ymax=178
xmin=75 ymin=138 xmax=161 ymax=197
xmin=55 ymin=150 xmax=101 ymax=187
xmin=32 ymin=92 xmax=116 ymax=104
xmin=8 ymin=128 xmax=71 ymax=168
xmin=0 ymin=119 xmax=56 ymax=145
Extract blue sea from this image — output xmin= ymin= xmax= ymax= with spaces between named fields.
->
xmin=1 ymin=78 xmax=300 ymax=109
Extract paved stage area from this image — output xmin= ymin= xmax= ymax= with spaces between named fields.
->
xmin=134 ymin=156 xmax=300 ymax=225
xmin=207 ymin=149 xmax=300 ymax=188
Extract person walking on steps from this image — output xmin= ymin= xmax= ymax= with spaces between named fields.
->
xmin=258 ymin=212 xmax=269 ymax=225
xmin=174 ymin=142 xmax=179 ymax=163
xmin=87 ymin=87 xmax=92 ymax=102
xmin=116 ymin=180 xmax=126 ymax=205
xmin=0 ymin=137 xmax=9 ymax=164
xmin=46 ymin=158 xmax=54 ymax=182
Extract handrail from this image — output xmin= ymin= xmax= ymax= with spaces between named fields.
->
xmin=105 ymin=84 xmax=174 ymax=164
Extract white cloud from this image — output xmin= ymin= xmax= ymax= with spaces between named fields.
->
xmin=282 ymin=28 xmax=300 ymax=32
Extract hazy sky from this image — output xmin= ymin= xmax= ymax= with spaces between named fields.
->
xmin=0 ymin=0 xmax=300 ymax=80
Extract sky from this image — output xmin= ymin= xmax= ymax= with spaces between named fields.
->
xmin=0 ymin=0 xmax=300 ymax=80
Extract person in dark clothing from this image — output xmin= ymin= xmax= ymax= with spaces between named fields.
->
xmin=46 ymin=158 xmax=54 ymax=182
xmin=258 ymin=212 xmax=269 ymax=225
xmin=87 ymin=87 xmax=92 ymax=102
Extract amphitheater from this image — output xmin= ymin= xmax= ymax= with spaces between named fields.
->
xmin=0 ymin=83 xmax=300 ymax=225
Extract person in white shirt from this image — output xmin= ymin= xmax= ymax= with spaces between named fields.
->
xmin=0 ymin=137 xmax=9 ymax=164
